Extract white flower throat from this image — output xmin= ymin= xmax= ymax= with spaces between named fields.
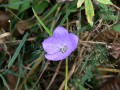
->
xmin=60 ymin=46 xmax=68 ymax=53
xmin=57 ymin=44 xmax=68 ymax=53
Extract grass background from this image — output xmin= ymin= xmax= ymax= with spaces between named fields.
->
xmin=0 ymin=0 xmax=120 ymax=90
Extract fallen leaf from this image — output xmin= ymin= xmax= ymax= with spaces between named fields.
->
xmin=106 ymin=43 xmax=120 ymax=59
xmin=95 ymin=30 xmax=120 ymax=43
xmin=100 ymin=76 xmax=120 ymax=90
xmin=0 ymin=32 xmax=11 ymax=39
xmin=16 ymin=20 xmax=34 ymax=34
xmin=95 ymin=30 xmax=120 ymax=59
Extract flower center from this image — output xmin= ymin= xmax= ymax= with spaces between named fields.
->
xmin=59 ymin=46 xmax=68 ymax=53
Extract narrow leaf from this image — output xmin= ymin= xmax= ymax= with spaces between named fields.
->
xmin=85 ymin=0 xmax=94 ymax=26
xmin=77 ymin=0 xmax=85 ymax=8
xmin=8 ymin=33 xmax=29 ymax=68
xmin=97 ymin=0 xmax=113 ymax=4
xmin=32 ymin=7 xmax=52 ymax=36
xmin=0 ymin=0 xmax=32 ymax=8
xmin=0 ymin=74 xmax=10 ymax=90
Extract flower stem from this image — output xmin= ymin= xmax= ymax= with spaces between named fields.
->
xmin=65 ymin=57 xmax=68 ymax=90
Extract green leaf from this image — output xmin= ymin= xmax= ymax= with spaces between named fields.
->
xmin=0 ymin=0 xmax=32 ymax=8
xmin=19 ymin=1 xmax=31 ymax=13
xmin=33 ymin=1 xmax=49 ymax=14
xmin=97 ymin=0 xmax=113 ymax=4
xmin=103 ymin=14 xmax=118 ymax=20
xmin=79 ymin=84 xmax=86 ymax=90
xmin=77 ymin=0 xmax=85 ymax=8
xmin=0 ymin=74 xmax=10 ymax=90
xmin=85 ymin=0 xmax=94 ymax=26
xmin=8 ymin=0 xmax=20 ymax=9
xmin=113 ymin=23 xmax=120 ymax=32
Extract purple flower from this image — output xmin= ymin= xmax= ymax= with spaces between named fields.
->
xmin=42 ymin=26 xmax=78 ymax=61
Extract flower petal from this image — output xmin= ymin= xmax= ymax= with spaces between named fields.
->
xmin=44 ymin=33 xmax=78 ymax=61
xmin=42 ymin=37 xmax=59 ymax=54
xmin=65 ymin=33 xmax=78 ymax=51
xmin=53 ymin=26 xmax=68 ymax=37
xmin=45 ymin=51 xmax=71 ymax=61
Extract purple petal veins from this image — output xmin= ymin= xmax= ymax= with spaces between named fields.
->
xmin=42 ymin=26 xmax=78 ymax=61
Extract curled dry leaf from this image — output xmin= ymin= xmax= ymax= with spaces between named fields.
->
xmin=99 ymin=76 xmax=120 ymax=90
xmin=0 ymin=11 xmax=10 ymax=30
xmin=95 ymin=30 xmax=120 ymax=59
xmin=0 ymin=32 xmax=10 ymax=53
xmin=0 ymin=32 xmax=11 ymax=46
xmin=106 ymin=43 xmax=120 ymax=59
xmin=0 ymin=32 xmax=11 ymax=39
xmin=16 ymin=20 xmax=35 ymax=34
xmin=95 ymin=30 xmax=120 ymax=43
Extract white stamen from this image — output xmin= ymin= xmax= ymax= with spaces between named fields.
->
xmin=59 ymin=46 xmax=67 ymax=53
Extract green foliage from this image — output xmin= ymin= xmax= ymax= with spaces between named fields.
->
xmin=19 ymin=1 xmax=31 ymax=13
xmin=32 ymin=8 xmax=52 ymax=36
xmin=70 ymin=76 xmax=86 ymax=90
xmin=8 ymin=0 xmax=20 ymax=9
xmin=85 ymin=0 xmax=94 ymax=26
xmin=8 ymin=0 xmax=31 ymax=13
xmin=6 ymin=0 xmax=32 ymax=10
xmin=99 ymin=4 xmax=118 ymax=21
xmin=80 ymin=45 xmax=108 ymax=85
xmin=0 ymin=74 xmax=10 ymax=90
xmin=0 ymin=0 xmax=119 ymax=89
xmin=77 ymin=0 xmax=85 ymax=8
xmin=97 ymin=0 xmax=113 ymax=4
xmin=77 ymin=0 xmax=94 ymax=26
xmin=113 ymin=23 xmax=120 ymax=32
xmin=33 ymin=1 xmax=49 ymax=14
xmin=8 ymin=33 xmax=29 ymax=68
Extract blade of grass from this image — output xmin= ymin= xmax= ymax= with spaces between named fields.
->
xmin=18 ymin=52 xmax=45 ymax=90
xmin=59 ymin=9 xmax=76 ymax=26
xmin=32 ymin=7 xmax=52 ymax=36
xmin=43 ymin=3 xmax=58 ymax=20
xmin=8 ymin=32 xmax=29 ymax=69
xmin=50 ymin=5 xmax=61 ymax=31
xmin=59 ymin=11 xmax=71 ymax=25
xmin=0 ymin=74 xmax=10 ymax=90
xmin=7 ymin=8 xmax=22 ymax=21
xmin=15 ymin=55 xmax=23 ymax=90
xmin=3 ymin=69 xmax=19 ymax=77
xmin=59 ymin=1 xmax=77 ymax=25
xmin=0 ymin=0 xmax=32 ymax=8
